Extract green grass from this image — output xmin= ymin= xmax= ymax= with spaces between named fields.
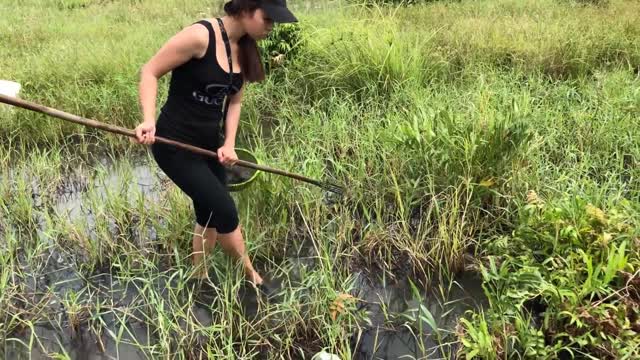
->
xmin=2 ymin=0 xmax=640 ymax=358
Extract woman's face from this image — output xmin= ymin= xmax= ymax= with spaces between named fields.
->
xmin=241 ymin=8 xmax=274 ymax=40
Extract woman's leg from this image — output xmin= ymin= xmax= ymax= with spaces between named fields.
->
xmin=191 ymin=223 xmax=217 ymax=280
xmin=204 ymin=155 xmax=263 ymax=285
xmin=151 ymin=142 xmax=263 ymax=285
xmin=216 ymin=225 xmax=263 ymax=285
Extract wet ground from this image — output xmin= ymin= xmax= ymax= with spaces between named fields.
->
xmin=4 ymin=270 xmax=486 ymax=360
xmin=2 ymin=158 xmax=487 ymax=359
xmin=351 ymin=271 xmax=487 ymax=359
xmin=4 ymin=270 xmax=485 ymax=360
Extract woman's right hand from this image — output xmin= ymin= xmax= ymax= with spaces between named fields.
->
xmin=134 ymin=121 xmax=156 ymax=145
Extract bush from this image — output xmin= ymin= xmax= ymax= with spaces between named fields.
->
xmin=259 ymin=23 xmax=305 ymax=73
xmin=458 ymin=195 xmax=640 ymax=359
xmin=348 ymin=0 xmax=432 ymax=5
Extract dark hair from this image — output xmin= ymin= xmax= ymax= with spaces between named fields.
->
xmin=224 ymin=0 xmax=265 ymax=83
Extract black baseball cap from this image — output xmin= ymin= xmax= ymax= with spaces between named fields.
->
xmin=260 ymin=0 xmax=297 ymax=23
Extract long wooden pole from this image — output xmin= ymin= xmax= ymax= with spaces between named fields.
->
xmin=0 ymin=93 xmax=327 ymax=188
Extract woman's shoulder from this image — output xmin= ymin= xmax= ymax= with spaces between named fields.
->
xmin=175 ymin=21 xmax=211 ymax=59
xmin=185 ymin=20 xmax=211 ymax=40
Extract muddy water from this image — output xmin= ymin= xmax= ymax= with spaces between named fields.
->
xmin=53 ymin=158 xmax=161 ymax=223
xmin=4 ymin=322 xmax=147 ymax=360
xmin=352 ymin=271 xmax=487 ymax=359
xmin=4 ymin=159 xmax=487 ymax=359
xmin=5 ymin=269 xmax=485 ymax=360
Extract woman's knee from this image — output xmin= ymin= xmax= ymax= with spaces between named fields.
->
xmin=194 ymin=202 xmax=239 ymax=234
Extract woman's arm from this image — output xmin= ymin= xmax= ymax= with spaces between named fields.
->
xmin=217 ymin=87 xmax=244 ymax=165
xmin=223 ymin=87 xmax=244 ymax=147
xmin=135 ymin=24 xmax=208 ymax=144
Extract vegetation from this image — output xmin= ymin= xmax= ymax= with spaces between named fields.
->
xmin=1 ymin=0 xmax=638 ymax=358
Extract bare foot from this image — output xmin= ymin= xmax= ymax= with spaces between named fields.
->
xmin=247 ymin=270 xmax=263 ymax=286
xmin=192 ymin=269 xmax=208 ymax=281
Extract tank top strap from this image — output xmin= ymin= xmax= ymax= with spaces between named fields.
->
xmin=192 ymin=20 xmax=216 ymax=59
xmin=215 ymin=18 xmax=234 ymax=86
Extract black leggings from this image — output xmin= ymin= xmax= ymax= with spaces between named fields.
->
xmin=151 ymin=141 xmax=239 ymax=234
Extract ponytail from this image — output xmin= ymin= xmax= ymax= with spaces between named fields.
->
xmin=223 ymin=0 xmax=265 ymax=83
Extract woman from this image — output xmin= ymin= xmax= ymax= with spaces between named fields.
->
xmin=134 ymin=0 xmax=297 ymax=292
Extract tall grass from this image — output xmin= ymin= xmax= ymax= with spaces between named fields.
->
xmin=1 ymin=0 xmax=639 ymax=358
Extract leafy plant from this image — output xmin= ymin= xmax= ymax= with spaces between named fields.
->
xmin=459 ymin=196 xmax=640 ymax=359
xmin=259 ymin=23 xmax=305 ymax=73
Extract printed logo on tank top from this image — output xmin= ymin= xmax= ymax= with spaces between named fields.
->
xmin=192 ymin=84 xmax=227 ymax=106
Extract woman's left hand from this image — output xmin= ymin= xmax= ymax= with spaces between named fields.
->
xmin=217 ymin=145 xmax=238 ymax=167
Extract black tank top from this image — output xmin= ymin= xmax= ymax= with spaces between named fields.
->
xmin=157 ymin=19 xmax=244 ymax=150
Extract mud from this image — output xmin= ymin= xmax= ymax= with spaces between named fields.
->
xmin=3 ymin=157 xmax=487 ymax=359
xmin=351 ymin=271 xmax=487 ymax=359
xmin=226 ymin=165 xmax=255 ymax=185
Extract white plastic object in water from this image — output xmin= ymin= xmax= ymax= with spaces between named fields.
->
xmin=311 ymin=351 xmax=341 ymax=360
xmin=0 ymin=80 xmax=21 ymax=116
xmin=0 ymin=80 xmax=21 ymax=97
